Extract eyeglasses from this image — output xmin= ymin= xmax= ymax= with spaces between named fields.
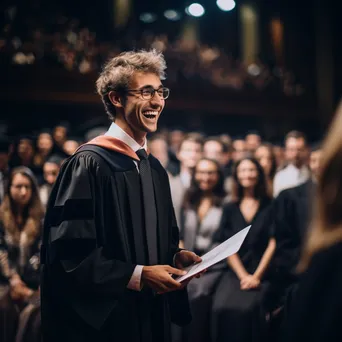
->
xmin=125 ymin=86 xmax=170 ymax=100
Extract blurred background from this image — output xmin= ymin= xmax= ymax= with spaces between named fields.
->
xmin=0 ymin=0 xmax=340 ymax=141
xmin=0 ymin=2 xmax=341 ymax=341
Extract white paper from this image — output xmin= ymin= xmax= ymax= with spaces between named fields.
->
xmin=175 ymin=225 xmax=251 ymax=282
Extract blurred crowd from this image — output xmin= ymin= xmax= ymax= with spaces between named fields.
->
xmin=0 ymin=6 xmax=303 ymax=95
xmin=0 ymin=119 xmax=321 ymax=341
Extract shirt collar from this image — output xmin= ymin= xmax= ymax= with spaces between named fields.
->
xmin=104 ymin=122 xmax=147 ymax=152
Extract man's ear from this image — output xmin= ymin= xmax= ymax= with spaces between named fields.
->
xmin=108 ymin=91 xmax=124 ymax=108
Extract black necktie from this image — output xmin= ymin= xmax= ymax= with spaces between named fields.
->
xmin=136 ymin=149 xmax=158 ymax=265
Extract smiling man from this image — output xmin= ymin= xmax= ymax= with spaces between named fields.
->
xmin=40 ymin=50 xmax=201 ymax=342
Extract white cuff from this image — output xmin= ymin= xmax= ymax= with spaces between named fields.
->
xmin=127 ymin=265 xmax=144 ymax=291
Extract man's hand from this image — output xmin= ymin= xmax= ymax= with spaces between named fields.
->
xmin=240 ymin=274 xmax=260 ymax=290
xmin=174 ymin=250 xmax=202 ymax=270
xmin=141 ymin=265 xmax=187 ymax=293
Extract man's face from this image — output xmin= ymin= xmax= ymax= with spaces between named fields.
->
xmin=246 ymin=134 xmax=261 ymax=152
xmin=149 ymin=139 xmax=168 ymax=167
xmin=203 ymin=141 xmax=224 ymax=166
xmin=63 ymin=140 xmax=80 ymax=156
xmin=232 ymin=139 xmax=247 ymax=161
xmin=309 ymin=149 xmax=322 ymax=181
xmin=170 ymin=130 xmax=185 ymax=152
xmin=18 ymin=139 xmax=34 ymax=161
xmin=285 ymin=137 xmax=307 ymax=167
xmin=120 ymin=72 xmax=165 ymax=136
xmin=38 ymin=133 xmax=53 ymax=154
xmin=43 ymin=162 xmax=60 ymax=185
xmin=53 ymin=126 xmax=67 ymax=144
xmin=177 ymin=141 xmax=202 ymax=169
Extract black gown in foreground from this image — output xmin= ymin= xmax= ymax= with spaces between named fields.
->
xmin=211 ymin=199 xmax=274 ymax=342
xmin=40 ymin=144 xmax=191 ymax=342
xmin=282 ymin=241 xmax=342 ymax=342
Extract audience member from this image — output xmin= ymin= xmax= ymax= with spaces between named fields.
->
xmin=178 ymin=158 xmax=226 ymax=342
xmin=169 ymin=134 xmax=203 ymax=225
xmin=232 ymin=138 xmax=248 ymax=162
xmin=0 ymin=167 xmax=44 ymax=342
xmin=271 ymin=143 xmax=322 ymax=312
xmin=255 ymin=143 xmax=277 ymax=197
xmin=62 ymin=137 xmax=81 ymax=156
xmin=273 ymin=131 xmax=310 ymax=197
xmin=39 ymin=155 xmax=63 ymax=207
xmin=211 ymin=157 xmax=276 ymax=342
xmin=245 ymin=131 xmax=262 ymax=153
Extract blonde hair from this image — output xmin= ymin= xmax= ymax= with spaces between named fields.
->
xmin=299 ymin=102 xmax=342 ymax=270
xmin=96 ymin=49 xmax=167 ymax=120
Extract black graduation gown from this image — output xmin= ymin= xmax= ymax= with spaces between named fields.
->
xmin=270 ymin=180 xmax=315 ymax=313
xmin=273 ymin=180 xmax=315 ymax=281
xmin=282 ymin=242 xmax=342 ymax=342
xmin=211 ymin=199 xmax=274 ymax=342
xmin=40 ymin=142 xmax=191 ymax=342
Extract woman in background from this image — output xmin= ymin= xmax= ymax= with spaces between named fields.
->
xmin=283 ymin=103 xmax=342 ymax=342
xmin=176 ymin=158 xmax=226 ymax=342
xmin=0 ymin=167 xmax=44 ymax=342
xmin=211 ymin=157 xmax=276 ymax=342
xmin=255 ymin=143 xmax=277 ymax=197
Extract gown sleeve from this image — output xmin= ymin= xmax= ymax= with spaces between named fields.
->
xmin=272 ymin=190 xmax=299 ymax=278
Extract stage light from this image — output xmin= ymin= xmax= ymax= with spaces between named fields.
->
xmin=164 ymin=9 xmax=181 ymax=21
xmin=185 ymin=3 xmax=205 ymax=17
xmin=247 ymin=64 xmax=261 ymax=76
xmin=139 ymin=12 xmax=157 ymax=23
xmin=216 ymin=0 xmax=236 ymax=11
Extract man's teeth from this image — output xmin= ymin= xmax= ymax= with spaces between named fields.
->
xmin=143 ymin=111 xmax=158 ymax=118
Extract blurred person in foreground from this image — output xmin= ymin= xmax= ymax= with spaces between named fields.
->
xmin=41 ymin=50 xmax=202 ymax=342
xmin=282 ymin=104 xmax=342 ymax=342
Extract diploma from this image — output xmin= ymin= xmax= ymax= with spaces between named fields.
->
xmin=175 ymin=225 xmax=251 ymax=282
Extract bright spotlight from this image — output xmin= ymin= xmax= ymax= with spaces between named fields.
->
xmin=139 ymin=12 xmax=157 ymax=23
xmin=186 ymin=3 xmax=205 ymax=17
xmin=216 ymin=0 xmax=236 ymax=11
xmin=164 ymin=9 xmax=181 ymax=21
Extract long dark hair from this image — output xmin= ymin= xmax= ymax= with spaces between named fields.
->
xmin=232 ymin=157 xmax=269 ymax=202
xmin=0 ymin=166 xmax=44 ymax=245
xmin=256 ymin=143 xmax=277 ymax=180
xmin=182 ymin=158 xmax=226 ymax=210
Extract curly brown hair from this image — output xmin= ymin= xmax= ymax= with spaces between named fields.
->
xmin=0 ymin=166 xmax=44 ymax=246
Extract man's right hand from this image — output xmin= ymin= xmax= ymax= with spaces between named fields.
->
xmin=141 ymin=265 xmax=187 ymax=293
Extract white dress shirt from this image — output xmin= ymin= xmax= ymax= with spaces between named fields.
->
xmin=104 ymin=122 xmax=147 ymax=291
xmin=273 ymin=163 xmax=311 ymax=197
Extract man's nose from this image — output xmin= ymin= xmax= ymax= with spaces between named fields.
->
xmin=150 ymin=93 xmax=164 ymax=106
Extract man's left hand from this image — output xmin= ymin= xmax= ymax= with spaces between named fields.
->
xmin=174 ymin=250 xmax=202 ymax=270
